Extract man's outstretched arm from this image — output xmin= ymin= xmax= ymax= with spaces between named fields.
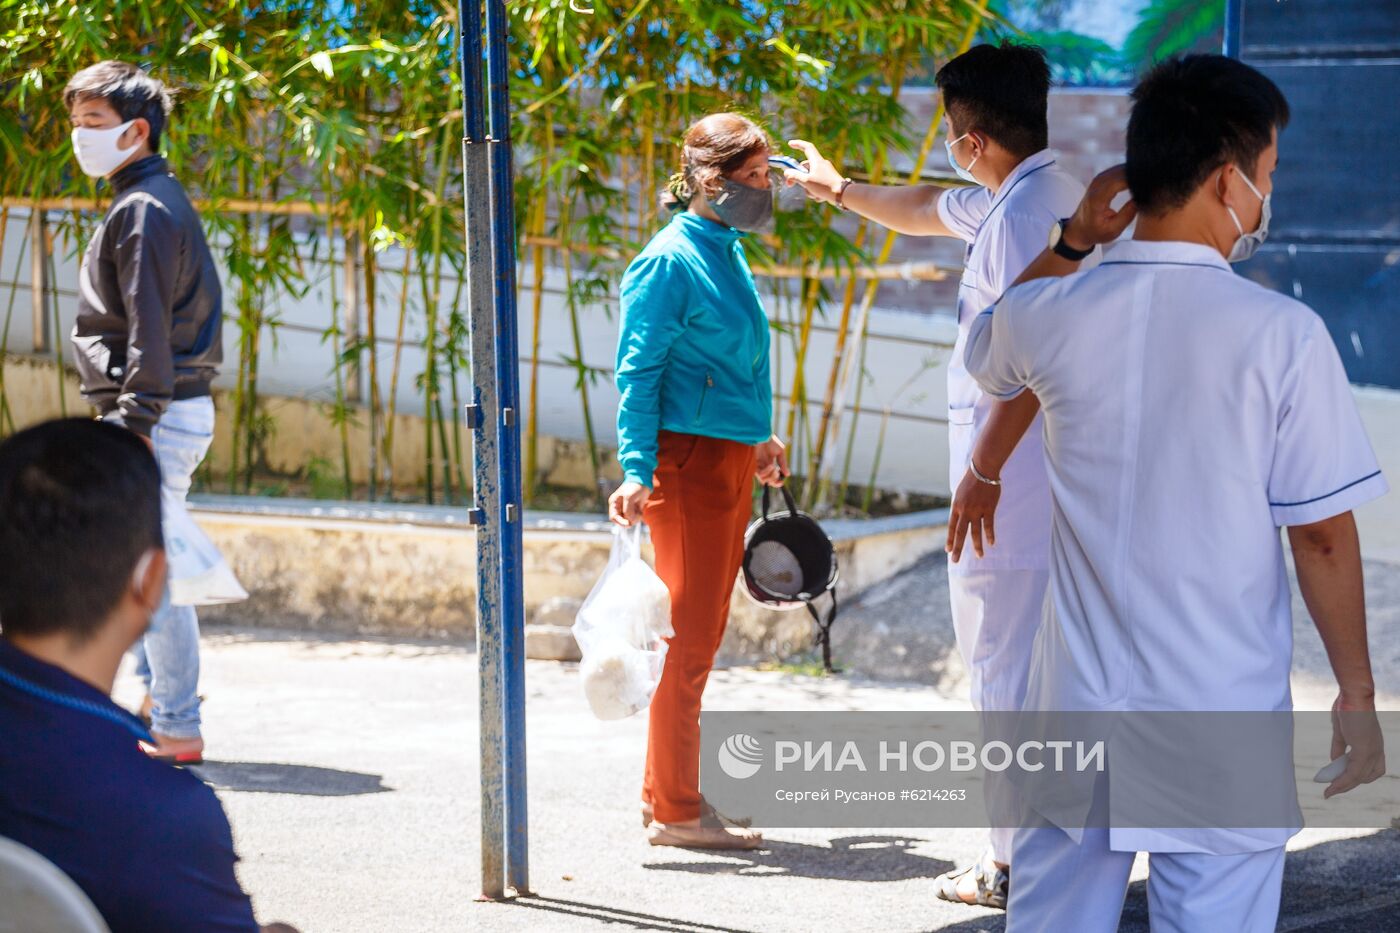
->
xmin=782 ymin=139 xmax=956 ymax=237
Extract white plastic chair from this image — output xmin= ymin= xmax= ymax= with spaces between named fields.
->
xmin=0 ymin=836 xmax=110 ymax=933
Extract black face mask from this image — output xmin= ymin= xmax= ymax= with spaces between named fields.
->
xmin=711 ymin=178 xmax=774 ymax=232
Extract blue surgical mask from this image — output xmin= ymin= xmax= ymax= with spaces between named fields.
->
xmin=1226 ymin=168 xmax=1271 ymax=263
xmin=944 ymin=132 xmax=982 ymax=185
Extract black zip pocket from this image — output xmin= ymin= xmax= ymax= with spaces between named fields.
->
xmin=695 ymin=371 xmax=714 ymax=421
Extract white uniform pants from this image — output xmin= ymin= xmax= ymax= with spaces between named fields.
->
xmin=948 ymin=568 xmax=1048 ymax=863
xmin=1007 ymin=823 xmax=1285 ymax=933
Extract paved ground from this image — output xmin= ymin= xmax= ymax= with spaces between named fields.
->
xmin=111 ymin=557 xmax=1400 ymax=932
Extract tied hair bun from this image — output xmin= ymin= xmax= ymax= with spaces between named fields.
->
xmin=660 ymin=114 xmax=771 ymax=213
xmin=663 ymin=171 xmax=694 ymax=213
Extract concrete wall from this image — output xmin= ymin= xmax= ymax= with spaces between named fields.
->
xmin=10 ymin=346 xmax=1398 ymax=559
xmin=0 ymin=212 xmax=954 ymax=497
xmin=0 ymin=351 xmax=617 ymax=493
xmin=188 ymin=497 xmax=951 ymax=662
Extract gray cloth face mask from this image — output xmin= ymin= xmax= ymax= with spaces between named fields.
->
xmin=711 ymin=178 xmax=774 ymax=233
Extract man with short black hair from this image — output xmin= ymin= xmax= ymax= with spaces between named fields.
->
xmin=0 ymin=419 xmax=295 ymax=933
xmin=951 ymin=54 xmax=1387 ymax=931
xmin=783 ymin=41 xmax=1089 ymax=907
xmin=66 ymin=60 xmax=223 ymax=763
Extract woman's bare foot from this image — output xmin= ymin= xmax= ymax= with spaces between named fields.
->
xmin=647 ymin=818 xmax=763 ymax=850
xmin=645 ymin=804 xmax=762 ymax=850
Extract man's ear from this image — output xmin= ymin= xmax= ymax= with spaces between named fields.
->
xmin=1216 ymin=163 xmax=1242 ymax=207
xmin=121 ymin=117 xmax=152 ymax=153
xmin=132 ymin=549 xmax=168 ymax=615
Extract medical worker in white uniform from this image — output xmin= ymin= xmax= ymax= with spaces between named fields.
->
xmin=948 ymin=54 xmax=1388 ymax=931
xmin=784 ymin=42 xmax=1087 ymax=907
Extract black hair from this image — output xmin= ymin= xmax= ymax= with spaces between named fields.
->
xmin=1127 ymin=54 xmax=1291 ymax=214
xmin=0 ymin=420 xmax=162 ymax=641
xmin=64 ymin=61 xmax=174 ymax=152
xmin=935 ymin=42 xmax=1050 ymax=159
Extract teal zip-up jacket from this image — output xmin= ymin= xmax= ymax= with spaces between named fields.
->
xmin=615 ymin=210 xmax=773 ymax=486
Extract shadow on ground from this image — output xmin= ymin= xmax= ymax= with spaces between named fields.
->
xmin=643 ymin=834 xmax=954 ymax=883
xmin=191 ymin=761 xmax=392 ymax=797
xmin=493 ymin=895 xmax=767 ymax=933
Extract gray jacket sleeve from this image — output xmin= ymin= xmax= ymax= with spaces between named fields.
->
xmin=107 ymin=196 xmax=180 ymax=437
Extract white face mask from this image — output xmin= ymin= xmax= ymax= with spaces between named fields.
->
xmin=1225 ymin=167 xmax=1271 ymax=263
xmin=70 ymin=120 xmax=140 ymax=178
xmin=944 ymin=132 xmax=982 ymax=185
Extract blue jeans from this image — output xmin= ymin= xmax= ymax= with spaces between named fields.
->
xmin=131 ymin=396 xmax=216 ymax=739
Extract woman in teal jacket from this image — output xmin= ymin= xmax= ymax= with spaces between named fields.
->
xmin=607 ymin=113 xmax=788 ymax=850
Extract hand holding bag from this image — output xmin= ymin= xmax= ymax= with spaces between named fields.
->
xmin=572 ymin=523 xmax=673 ymax=720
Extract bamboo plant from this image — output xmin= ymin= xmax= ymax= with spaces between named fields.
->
xmin=0 ymin=0 xmax=994 ymax=508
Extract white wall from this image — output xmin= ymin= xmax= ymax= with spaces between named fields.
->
xmin=9 ymin=206 xmax=1396 ymax=536
xmin=0 ymin=209 xmax=957 ymax=495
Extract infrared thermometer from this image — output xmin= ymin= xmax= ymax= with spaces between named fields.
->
xmin=768 ymin=155 xmax=809 ymax=175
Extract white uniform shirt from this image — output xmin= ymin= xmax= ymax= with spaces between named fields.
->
xmin=966 ymin=238 xmax=1388 ymax=853
xmin=938 ymin=149 xmax=1088 ymax=575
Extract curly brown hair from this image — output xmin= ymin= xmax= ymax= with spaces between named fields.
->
xmin=663 ymin=112 xmax=772 ymax=211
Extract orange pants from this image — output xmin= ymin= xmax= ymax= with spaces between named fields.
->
xmin=642 ymin=430 xmax=757 ymax=823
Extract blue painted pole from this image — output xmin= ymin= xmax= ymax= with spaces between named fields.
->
xmin=484 ymin=0 xmax=530 ymax=896
xmin=458 ymin=0 xmax=508 ymax=902
xmin=1224 ymin=0 xmax=1244 ymax=57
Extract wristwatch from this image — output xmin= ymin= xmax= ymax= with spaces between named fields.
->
xmin=1048 ymin=218 xmax=1093 ymax=261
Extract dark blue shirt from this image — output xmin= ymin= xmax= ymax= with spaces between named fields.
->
xmin=0 ymin=638 xmax=258 ymax=932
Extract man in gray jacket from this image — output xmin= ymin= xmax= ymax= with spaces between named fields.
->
xmin=66 ymin=60 xmax=222 ymax=764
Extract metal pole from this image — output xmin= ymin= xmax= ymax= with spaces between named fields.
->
xmin=342 ymin=230 xmax=362 ymax=402
xmin=1224 ymin=0 xmax=1244 ymax=58
xmin=458 ymin=0 xmax=507 ymax=902
xmin=29 ymin=207 xmax=49 ymax=354
xmin=484 ymin=0 xmax=530 ymax=896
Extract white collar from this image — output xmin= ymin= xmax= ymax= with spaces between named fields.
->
xmin=1101 ymin=239 xmax=1233 ymax=271
xmin=991 ymin=149 xmax=1056 ymax=197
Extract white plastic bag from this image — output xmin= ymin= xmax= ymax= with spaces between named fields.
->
xmin=163 ymin=491 xmax=249 ymax=607
xmin=572 ymin=523 xmax=673 ymax=720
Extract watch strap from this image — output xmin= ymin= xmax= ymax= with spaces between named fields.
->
xmin=1052 ymin=218 xmax=1093 ymax=261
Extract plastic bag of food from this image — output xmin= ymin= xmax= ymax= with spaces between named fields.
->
xmin=572 ymin=523 xmax=673 ymax=720
xmin=163 ymin=491 xmax=249 ymax=607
